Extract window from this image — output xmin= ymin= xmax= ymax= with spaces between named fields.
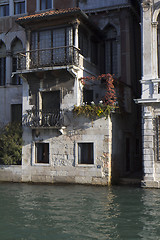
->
xmin=41 ymin=91 xmax=60 ymax=126
xmin=0 ymin=41 xmax=6 ymax=86
xmin=78 ymin=143 xmax=94 ymax=164
xmin=83 ymin=89 xmax=93 ymax=105
xmin=35 ymin=143 xmax=49 ymax=164
xmin=105 ymin=25 xmax=117 ymax=75
xmin=0 ymin=4 xmax=9 ymax=17
xmin=14 ymin=1 xmax=25 ymax=15
xmin=11 ymin=38 xmax=23 ymax=85
xmin=31 ymin=27 xmax=73 ymax=66
xmin=79 ymin=29 xmax=88 ymax=58
xmin=11 ymin=104 xmax=22 ymax=123
xmin=91 ymin=38 xmax=98 ymax=65
xmin=40 ymin=0 xmax=52 ymax=10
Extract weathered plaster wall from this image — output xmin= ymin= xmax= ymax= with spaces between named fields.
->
xmin=21 ymin=117 xmax=111 ymax=185
xmin=0 ymin=17 xmax=25 ymax=127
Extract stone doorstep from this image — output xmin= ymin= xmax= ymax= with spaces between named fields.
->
xmin=141 ymin=180 xmax=159 ymax=188
xmin=120 ymin=178 xmax=141 ymax=186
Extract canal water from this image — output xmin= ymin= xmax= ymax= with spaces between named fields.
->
xmin=0 ymin=183 xmax=160 ymax=240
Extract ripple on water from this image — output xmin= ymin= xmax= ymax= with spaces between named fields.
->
xmin=0 ymin=184 xmax=160 ymax=240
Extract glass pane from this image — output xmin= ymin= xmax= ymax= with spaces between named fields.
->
xmin=14 ymin=3 xmax=19 ymax=14
xmin=5 ymin=4 xmax=9 ymax=16
xmin=39 ymin=30 xmax=51 ymax=65
xmin=21 ymin=2 xmax=25 ymax=14
xmin=53 ymin=29 xmax=65 ymax=64
xmin=40 ymin=0 xmax=46 ymax=10
xmin=47 ymin=0 xmax=52 ymax=9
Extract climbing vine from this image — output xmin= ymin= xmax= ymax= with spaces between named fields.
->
xmin=73 ymin=74 xmax=118 ymax=119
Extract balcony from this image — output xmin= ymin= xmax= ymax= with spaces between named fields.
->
xmin=22 ymin=109 xmax=64 ymax=128
xmin=16 ymin=46 xmax=79 ymax=71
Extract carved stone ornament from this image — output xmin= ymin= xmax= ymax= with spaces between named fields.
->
xmin=141 ymin=0 xmax=152 ymax=9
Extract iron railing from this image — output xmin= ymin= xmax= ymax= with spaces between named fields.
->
xmin=16 ymin=46 xmax=79 ymax=71
xmin=22 ymin=109 xmax=63 ymax=128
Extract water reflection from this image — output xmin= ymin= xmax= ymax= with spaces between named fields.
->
xmin=1 ymin=184 xmax=160 ymax=239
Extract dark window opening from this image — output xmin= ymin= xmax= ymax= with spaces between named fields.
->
xmin=35 ymin=143 xmax=49 ymax=164
xmin=11 ymin=104 xmax=22 ymax=123
xmin=42 ymin=90 xmax=60 ymax=112
xmin=79 ymin=29 xmax=88 ymax=58
xmin=0 ymin=4 xmax=9 ymax=17
xmin=83 ymin=89 xmax=93 ymax=105
xmin=78 ymin=143 xmax=94 ymax=164
xmin=14 ymin=1 xmax=25 ymax=15
xmin=41 ymin=90 xmax=60 ymax=126
xmin=105 ymin=26 xmax=117 ymax=75
xmin=0 ymin=57 xmax=6 ymax=86
xmin=40 ymin=0 xmax=52 ymax=10
xmin=91 ymin=39 xmax=98 ymax=65
xmin=12 ymin=57 xmax=22 ymax=85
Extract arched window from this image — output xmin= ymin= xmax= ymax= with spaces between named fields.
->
xmin=158 ymin=14 xmax=160 ymax=77
xmin=0 ymin=41 xmax=6 ymax=86
xmin=104 ymin=25 xmax=118 ymax=75
xmin=11 ymin=38 xmax=23 ymax=85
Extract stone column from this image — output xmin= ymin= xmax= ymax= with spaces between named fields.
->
xmin=73 ymin=19 xmax=80 ymax=49
xmin=72 ymin=19 xmax=80 ymax=106
xmin=26 ymin=30 xmax=31 ymax=70
xmin=152 ymin=21 xmax=158 ymax=79
xmin=142 ymin=106 xmax=155 ymax=185
xmin=141 ymin=1 xmax=153 ymax=80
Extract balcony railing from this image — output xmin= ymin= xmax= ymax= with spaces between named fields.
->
xmin=22 ymin=109 xmax=63 ymax=128
xmin=16 ymin=46 xmax=79 ymax=71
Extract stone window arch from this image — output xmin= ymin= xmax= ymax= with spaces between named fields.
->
xmin=0 ymin=40 xmax=6 ymax=86
xmin=11 ymin=37 xmax=23 ymax=85
xmin=104 ymin=25 xmax=118 ymax=75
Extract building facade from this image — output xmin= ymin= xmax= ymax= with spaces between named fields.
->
xmin=137 ymin=0 xmax=160 ymax=188
xmin=0 ymin=0 xmax=141 ymax=185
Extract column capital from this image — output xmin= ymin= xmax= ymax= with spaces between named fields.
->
xmin=72 ymin=19 xmax=80 ymax=28
xmin=141 ymin=0 xmax=152 ymax=10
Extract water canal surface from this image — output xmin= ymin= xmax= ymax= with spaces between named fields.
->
xmin=0 ymin=183 xmax=160 ymax=240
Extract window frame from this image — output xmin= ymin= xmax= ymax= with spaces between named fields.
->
xmin=0 ymin=3 xmax=9 ymax=17
xmin=75 ymin=141 xmax=96 ymax=167
xmin=37 ymin=0 xmax=53 ymax=11
xmin=32 ymin=142 xmax=50 ymax=165
xmin=14 ymin=1 xmax=25 ymax=15
xmin=105 ymin=26 xmax=118 ymax=76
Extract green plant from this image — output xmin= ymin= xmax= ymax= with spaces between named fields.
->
xmin=73 ymin=74 xmax=118 ymax=119
xmin=0 ymin=123 xmax=22 ymax=165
